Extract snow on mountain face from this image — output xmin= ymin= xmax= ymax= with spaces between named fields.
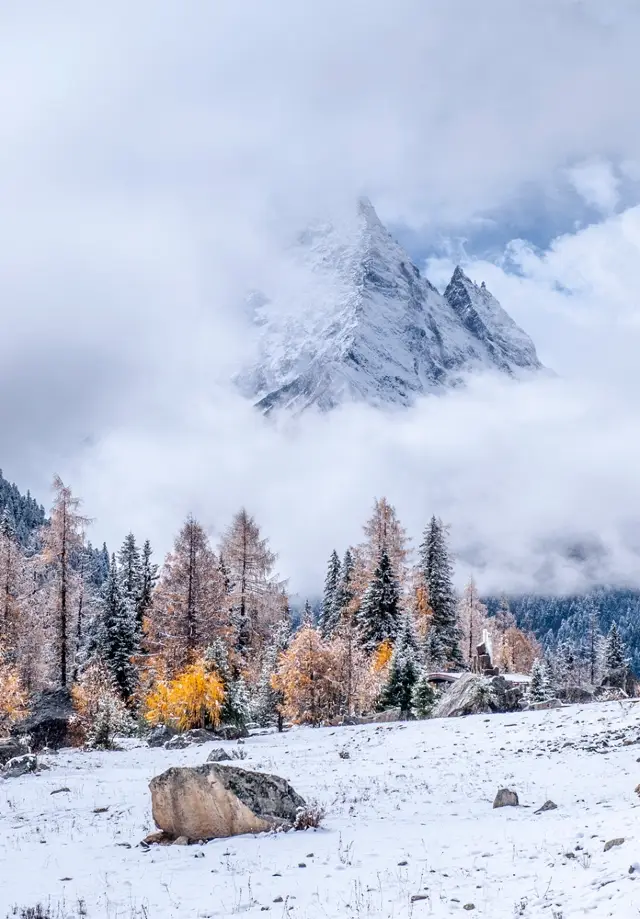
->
xmin=236 ymin=198 xmax=544 ymax=413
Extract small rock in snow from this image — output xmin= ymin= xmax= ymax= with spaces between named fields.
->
xmin=604 ymin=838 xmax=625 ymax=852
xmin=535 ymin=800 xmax=558 ymax=814
xmin=493 ymin=788 xmax=519 ymax=808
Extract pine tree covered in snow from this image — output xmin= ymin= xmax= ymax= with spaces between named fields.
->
xmin=604 ymin=622 xmax=628 ymax=689
xmin=424 ymin=626 xmax=447 ymax=670
xmin=528 ymin=659 xmax=552 ymax=702
xmin=333 ymin=549 xmax=355 ymax=621
xmin=420 ymin=517 xmax=463 ymax=669
xmin=204 ymin=638 xmax=249 ymax=728
xmin=98 ymin=555 xmax=138 ymax=699
xmin=379 ymin=613 xmax=419 ymax=714
xmin=253 ymin=622 xmax=290 ymax=729
xmin=118 ymin=533 xmax=143 ymax=622
xmin=138 ymin=539 xmax=158 ymax=629
xmin=411 ymin=669 xmax=436 ymax=718
xmin=319 ymin=549 xmax=341 ymax=636
xmin=0 ymin=470 xmax=46 ymax=548
xmin=356 ymin=549 xmax=400 ymax=652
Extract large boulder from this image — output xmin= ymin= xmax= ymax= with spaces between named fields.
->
xmin=149 ymin=764 xmax=306 ymax=841
xmin=0 ymin=737 xmax=28 ymax=766
xmin=11 ymin=689 xmax=73 ymax=751
xmin=433 ymin=673 xmax=524 ymax=718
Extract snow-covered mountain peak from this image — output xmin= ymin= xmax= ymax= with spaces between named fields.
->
xmin=236 ymin=201 xmax=545 ymax=414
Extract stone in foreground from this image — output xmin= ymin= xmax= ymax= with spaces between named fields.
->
xmin=493 ymin=788 xmax=519 ymax=808
xmin=150 ymin=764 xmax=306 ymax=841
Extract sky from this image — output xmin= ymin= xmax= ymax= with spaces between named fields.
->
xmin=3 ymin=1 xmax=640 ymax=598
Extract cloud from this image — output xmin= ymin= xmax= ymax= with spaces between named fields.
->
xmin=2 ymin=2 xmax=640 ymax=597
xmin=566 ymin=159 xmax=620 ymax=213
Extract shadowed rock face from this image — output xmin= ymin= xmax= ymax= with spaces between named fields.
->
xmin=150 ymin=764 xmax=306 ymax=840
xmin=10 ymin=689 xmax=73 ymax=751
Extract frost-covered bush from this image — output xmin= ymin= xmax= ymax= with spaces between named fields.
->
xmin=72 ymin=662 xmax=134 ymax=749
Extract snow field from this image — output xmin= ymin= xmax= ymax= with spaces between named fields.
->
xmin=0 ymin=700 xmax=639 ymax=918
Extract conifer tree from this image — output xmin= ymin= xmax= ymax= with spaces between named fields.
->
xmin=319 ymin=550 xmax=341 ymax=636
xmin=253 ymin=621 xmax=289 ymax=730
xmin=0 ymin=509 xmax=24 ymax=645
xmin=220 ymin=508 xmax=286 ymax=656
xmin=584 ymin=598 xmax=603 ymax=685
xmin=356 ymin=549 xmax=400 ymax=652
xmin=360 ymin=497 xmax=410 ymax=586
xmin=98 ymin=554 xmax=138 ymax=699
xmin=148 ymin=516 xmax=225 ymax=675
xmin=333 ymin=549 xmax=355 ymax=622
xmin=118 ymin=533 xmax=143 ymax=618
xmin=424 ymin=626 xmax=446 ymax=669
xmin=528 ymin=658 xmax=552 ymax=702
xmin=138 ymin=540 xmax=158 ymax=631
xmin=411 ymin=670 xmax=436 ymax=718
xmin=604 ymin=622 xmax=628 ymax=689
xmin=458 ymin=577 xmax=487 ymax=666
xmin=379 ymin=613 xmax=419 ymax=714
xmin=39 ymin=476 xmax=89 ymax=688
xmin=204 ymin=638 xmax=249 ymax=728
xmin=419 ymin=517 xmax=463 ymax=669
xmin=301 ymin=599 xmax=314 ymax=626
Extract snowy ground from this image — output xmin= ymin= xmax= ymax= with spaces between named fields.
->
xmin=1 ymin=701 xmax=639 ymax=919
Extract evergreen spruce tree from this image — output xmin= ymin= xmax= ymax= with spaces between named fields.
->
xmin=379 ymin=613 xmax=419 ymax=714
xmin=333 ymin=549 xmax=354 ymax=619
xmin=604 ymin=622 xmax=628 ymax=689
xmin=98 ymin=554 xmax=138 ymax=700
xmin=253 ymin=622 xmax=289 ymax=730
xmin=411 ymin=669 xmax=436 ymax=718
xmin=424 ymin=626 xmax=446 ymax=670
xmin=419 ymin=517 xmax=463 ymax=669
xmin=204 ymin=639 xmax=249 ymax=728
xmin=301 ymin=599 xmax=314 ymax=626
xmin=356 ymin=549 xmax=400 ymax=652
xmin=319 ymin=550 xmax=341 ymax=637
xmin=528 ymin=659 xmax=552 ymax=703
xmin=117 ymin=533 xmax=143 ymax=620
xmin=137 ymin=540 xmax=158 ymax=630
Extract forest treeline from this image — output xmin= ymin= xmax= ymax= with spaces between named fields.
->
xmin=0 ymin=476 xmax=633 ymax=744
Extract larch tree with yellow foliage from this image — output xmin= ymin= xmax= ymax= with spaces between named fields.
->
xmin=272 ymin=625 xmax=340 ymax=725
xmin=0 ymin=643 xmax=28 ymax=733
xmin=146 ymin=516 xmax=227 ymax=677
xmin=144 ymin=660 xmax=224 ymax=731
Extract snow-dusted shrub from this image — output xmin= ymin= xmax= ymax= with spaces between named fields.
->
xmin=71 ymin=662 xmax=134 ymax=749
xmin=293 ymin=802 xmax=325 ymax=830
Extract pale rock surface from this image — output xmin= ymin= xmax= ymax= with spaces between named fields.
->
xmin=150 ymin=763 xmax=306 ymax=840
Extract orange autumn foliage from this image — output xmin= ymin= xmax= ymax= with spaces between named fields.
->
xmin=144 ymin=660 xmax=224 ymax=731
xmin=371 ymin=639 xmax=393 ymax=672
xmin=0 ymin=646 xmax=28 ymax=731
